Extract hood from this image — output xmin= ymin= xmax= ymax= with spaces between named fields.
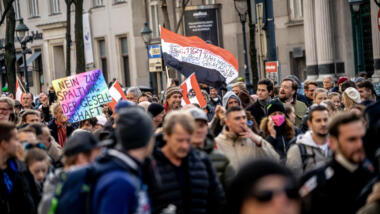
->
xmin=296 ymin=131 xmax=327 ymax=148
xmin=222 ymin=91 xmax=241 ymax=109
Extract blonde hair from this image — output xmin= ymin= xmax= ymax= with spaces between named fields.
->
xmin=342 ymin=93 xmax=355 ymax=111
xmin=50 ymin=102 xmax=61 ymax=117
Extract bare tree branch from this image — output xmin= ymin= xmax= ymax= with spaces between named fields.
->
xmin=175 ymin=0 xmax=190 ymax=33
xmin=0 ymin=0 xmax=15 ymax=26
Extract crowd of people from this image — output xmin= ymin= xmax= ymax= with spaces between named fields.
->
xmin=0 ymin=74 xmax=379 ymax=214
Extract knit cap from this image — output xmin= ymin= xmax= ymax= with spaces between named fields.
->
xmin=266 ymin=100 xmax=285 ymax=116
xmin=148 ymin=103 xmax=164 ymax=117
xmin=165 ymin=87 xmax=182 ymax=100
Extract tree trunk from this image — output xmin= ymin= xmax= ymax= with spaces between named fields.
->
xmin=74 ymin=0 xmax=85 ymax=73
xmin=160 ymin=0 xmax=171 ymax=30
xmin=4 ymin=0 xmax=16 ymax=94
xmin=65 ymin=0 xmax=72 ymax=76
xmin=248 ymin=1 xmax=258 ymax=91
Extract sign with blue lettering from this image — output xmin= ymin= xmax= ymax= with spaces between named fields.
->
xmin=148 ymin=44 xmax=162 ymax=72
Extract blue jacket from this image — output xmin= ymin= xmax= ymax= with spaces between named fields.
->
xmin=92 ymin=150 xmax=150 ymax=214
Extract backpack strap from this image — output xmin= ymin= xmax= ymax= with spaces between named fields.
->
xmin=298 ymin=144 xmax=316 ymax=171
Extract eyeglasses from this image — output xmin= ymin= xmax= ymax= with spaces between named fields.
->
xmin=0 ymin=108 xmax=11 ymax=111
xmin=249 ymin=186 xmax=299 ymax=202
xmin=22 ymin=142 xmax=46 ymax=151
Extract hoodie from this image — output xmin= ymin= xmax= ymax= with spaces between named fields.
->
xmin=222 ymin=91 xmax=241 ymax=109
xmin=286 ymin=131 xmax=333 ymax=177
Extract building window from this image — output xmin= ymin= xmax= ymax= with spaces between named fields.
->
xmin=94 ymin=0 xmax=103 ymax=7
xmin=289 ymin=0 xmax=303 ymax=21
xmin=29 ymin=0 xmax=39 ymax=17
xmin=50 ymin=0 xmax=60 ymax=14
xmin=114 ymin=0 xmax=125 ymax=3
xmin=150 ymin=0 xmax=160 ymax=38
xmin=13 ymin=0 xmax=21 ymax=20
xmin=120 ymin=37 xmax=130 ymax=86
xmin=98 ymin=39 xmax=108 ymax=83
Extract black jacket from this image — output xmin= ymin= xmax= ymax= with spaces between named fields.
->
xmin=246 ymin=101 xmax=266 ymax=126
xmin=0 ymin=159 xmax=40 ymax=214
xmin=265 ymin=126 xmax=293 ymax=162
xmin=301 ymin=159 xmax=374 ymax=214
xmin=48 ymin=119 xmax=75 ymax=145
xmin=150 ymin=148 xmax=225 ymax=214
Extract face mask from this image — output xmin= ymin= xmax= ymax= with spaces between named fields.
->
xmin=271 ymin=115 xmax=285 ymax=127
xmin=212 ymin=97 xmax=219 ymax=102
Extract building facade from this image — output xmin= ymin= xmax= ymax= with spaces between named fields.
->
xmin=0 ymin=0 xmax=250 ymax=95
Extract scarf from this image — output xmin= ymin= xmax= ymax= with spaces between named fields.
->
xmin=56 ymin=120 xmax=67 ymax=147
xmin=258 ymin=98 xmax=271 ymax=114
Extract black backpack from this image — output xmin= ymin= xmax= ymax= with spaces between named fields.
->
xmin=49 ymin=153 xmax=140 ymax=214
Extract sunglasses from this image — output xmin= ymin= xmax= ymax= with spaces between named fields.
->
xmin=22 ymin=142 xmax=46 ymax=151
xmin=249 ymin=186 xmax=299 ymax=202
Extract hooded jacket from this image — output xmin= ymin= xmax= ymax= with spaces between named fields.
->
xmin=286 ymin=131 xmax=333 ymax=177
xmin=222 ymin=91 xmax=241 ymax=109
xmin=215 ymin=127 xmax=279 ymax=172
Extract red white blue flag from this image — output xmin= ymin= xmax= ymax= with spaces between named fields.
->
xmin=108 ymin=80 xmax=126 ymax=111
xmin=161 ymin=27 xmax=238 ymax=89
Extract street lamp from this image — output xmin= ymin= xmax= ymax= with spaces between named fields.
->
xmin=16 ymin=18 xmax=33 ymax=92
xmin=141 ymin=22 xmax=154 ymax=93
xmin=234 ymin=0 xmax=252 ymax=91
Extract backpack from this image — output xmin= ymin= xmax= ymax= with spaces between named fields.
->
xmin=48 ymin=152 xmax=140 ymax=214
xmin=297 ymin=143 xmax=316 ymax=171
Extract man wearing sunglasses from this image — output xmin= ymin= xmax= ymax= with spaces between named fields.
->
xmin=226 ymin=159 xmax=300 ymax=214
xmin=300 ymin=112 xmax=374 ymax=214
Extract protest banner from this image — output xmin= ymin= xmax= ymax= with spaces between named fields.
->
xmin=52 ymin=69 xmax=112 ymax=123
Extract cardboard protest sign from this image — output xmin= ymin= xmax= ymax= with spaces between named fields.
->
xmin=52 ymin=69 xmax=112 ymax=123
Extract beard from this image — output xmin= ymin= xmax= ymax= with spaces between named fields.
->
xmin=315 ymin=131 xmax=328 ymax=138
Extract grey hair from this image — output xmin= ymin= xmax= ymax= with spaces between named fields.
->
xmin=0 ymin=97 xmax=15 ymax=109
xmin=126 ymin=87 xmax=142 ymax=97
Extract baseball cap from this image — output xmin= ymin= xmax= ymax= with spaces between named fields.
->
xmin=187 ymin=108 xmax=208 ymax=122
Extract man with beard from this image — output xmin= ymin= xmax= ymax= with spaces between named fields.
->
xmin=299 ymin=112 xmax=374 ymax=214
xmin=278 ymin=78 xmax=307 ymax=127
xmin=164 ymin=87 xmax=182 ymax=112
xmin=208 ymin=87 xmax=222 ymax=109
xmin=286 ymin=105 xmax=333 ymax=177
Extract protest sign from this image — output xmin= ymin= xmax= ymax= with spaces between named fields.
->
xmin=52 ymin=69 xmax=112 ymax=123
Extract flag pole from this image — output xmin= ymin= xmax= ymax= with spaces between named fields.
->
xmin=16 ymin=74 xmax=26 ymax=93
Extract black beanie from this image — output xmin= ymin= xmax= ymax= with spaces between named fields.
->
xmin=148 ymin=103 xmax=164 ymax=117
xmin=116 ymin=106 xmax=154 ymax=150
xmin=226 ymin=159 xmax=296 ymax=214
xmin=266 ymin=100 xmax=286 ymax=116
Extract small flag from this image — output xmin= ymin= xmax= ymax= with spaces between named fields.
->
xmin=108 ymin=80 xmax=126 ymax=111
xmin=180 ymin=73 xmax=206 ymax=108
xmin=15 ymin=77 xmax=23 ymax=102
xmin=161 ymin=27 xmax=238 ymax=89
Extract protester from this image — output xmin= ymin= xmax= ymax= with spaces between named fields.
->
xmin=48 ymin=102 xmax=74 ymax=147
xmin=208 ymin=87 xmax=222 ymax=109
xmin=126 ymin=86 xmax=142 ymax=103
xmin=286 ymin=105 xmax=333 ymax=177
xmin=320 ymin=100 xmax=337 ymax=117
xmin=150 ymin=110 xmax=225 ymax=214
xmin=38 ymin=131 xmax=107 ymax=214
xmin=278 ymin=78 xmax=307 ymax=127
xmin=303 ymin=80 xmax=318 ymax=107
xmin=247 ymin=79 xmax=273 ymax=125
xmin=323 ymin=76 xmax=337 ymax=92
xmin=215 ymin=106 xmax=279 ymax=171
xmin=328 ymin=92 xmax=342 ymax=110
xmin=147 ymin=103 xmax=165 ymax=130
xmin=187 ymin=107 xmax=234 ymax=187
xmin=232 ymin=82 xmax=246 ymax=95
xmin=357 ymin=80 xmax=377 ymax=105
xmin=238 ymin=88 xmax=254 ymax=108
xmin=312 ymin=88 xmax=328 ymax=105
xmin=24 ymin=148 xmax=50 ymax=193
xmin=226 ymin=159 xmax=300 ymax=214
xmin=342 ymin=87 xmax=361 ymax=111
xmin=138 ymin=100 xmax=151 ymax=111
xmin=337 ymin=76 xmax=348 ymax=92
xmin=71 ymin=117 xmax=98 ymax=136
xmin=300 ymin=112 xmax=374 ymax=214
xmin=0 ymin=97 xmax=14 ymax=122
xmin=260 ymin=100 xmax=295 ymax=162
xmin=29 ymin=123 xmax=62 ymax=162
xmin=37 ymin=92 xmax=51 ymax=123
xmin=21 ymin=93 xmax=34 ymax=110
xmin=222 ymin=91 xmax=241 ymax=110
xmin=164 ymin=86 xmax=182 ymax=112
xmin=19 ymin=109 xmax=40 ymax=127
xmin=137 ymin=92 xmax=152 ymax=103
xmin=0 ymin=121 xmax=40 ymax=213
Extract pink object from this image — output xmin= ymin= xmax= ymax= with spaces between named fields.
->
xmin=271 ymin=115 xmax=285 ymax=127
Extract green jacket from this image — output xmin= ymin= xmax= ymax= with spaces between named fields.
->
xmin=280 ymin=99 xmax=307 ymax=127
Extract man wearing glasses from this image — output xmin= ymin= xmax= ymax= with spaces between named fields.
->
xmin=0 ymin=97 xmax=14 ymax=122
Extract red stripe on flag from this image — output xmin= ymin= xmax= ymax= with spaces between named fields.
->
xmin=114 ymin=81 xmax=126 ymax=100
xmin=190 ymin=74 xmax=206 ymax=107
xmin=180 ymin=82 xmax=190 ymax=105
xmin=161 ymin=27 xmax=238 ymax=72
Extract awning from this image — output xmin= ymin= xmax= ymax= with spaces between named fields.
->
xmin=20 ymin=51 xmax=41 ymax=68
xmin=16 ymin=53 xmax=22 ymax=62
